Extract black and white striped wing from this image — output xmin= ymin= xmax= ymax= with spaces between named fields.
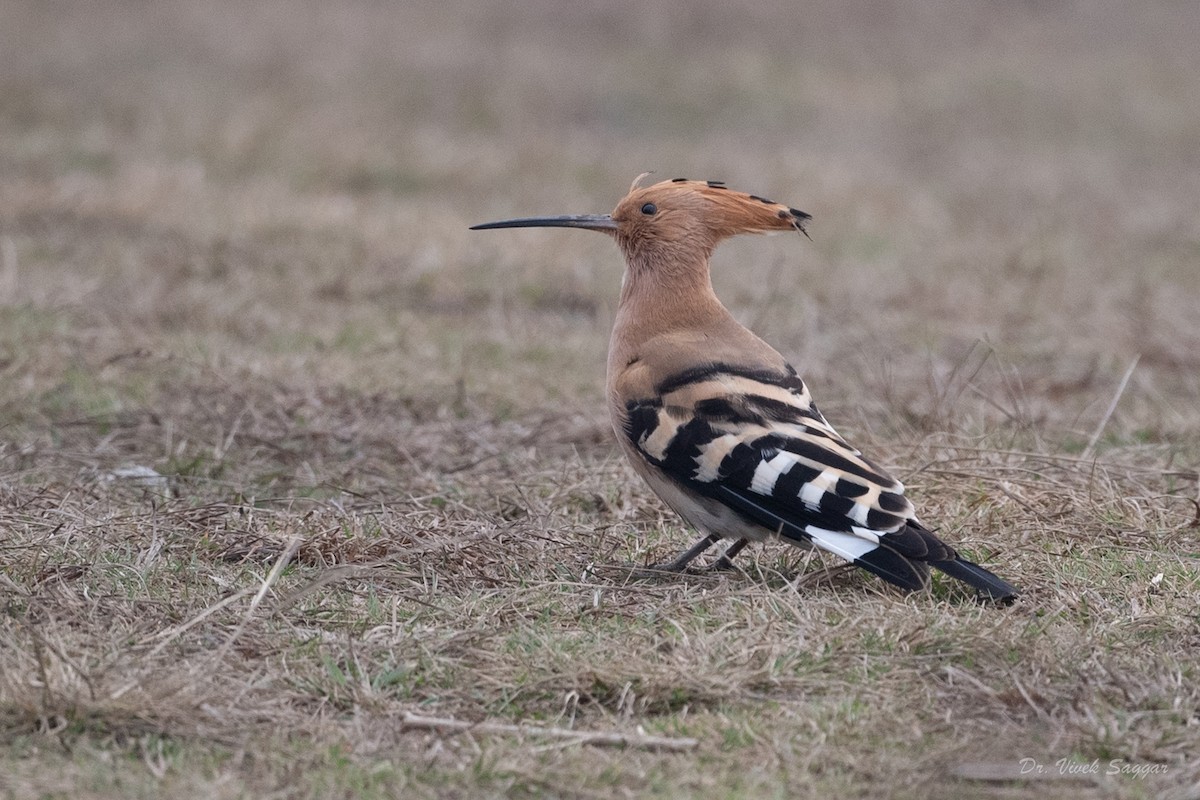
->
xmin=624 ymin=363 xmax=951 ymax=589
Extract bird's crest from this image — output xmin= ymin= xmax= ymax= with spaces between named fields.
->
xmin=618 ymin=178 xmax=812 ymax=240
xmin=629 ymin=171 xmax=655 ymax=192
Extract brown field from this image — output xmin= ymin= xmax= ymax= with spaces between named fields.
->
xmin=2 ymin=1 xmax=1199 ymax=798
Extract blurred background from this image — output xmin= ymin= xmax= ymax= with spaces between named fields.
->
xmin=2 ymin=0 xmax=1198 ymax=445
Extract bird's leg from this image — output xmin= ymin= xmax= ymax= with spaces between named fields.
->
xmin=708 ymin=538 xmax=749 ymax=571
xmin=647 ymin=532 xmax=721 ymax=573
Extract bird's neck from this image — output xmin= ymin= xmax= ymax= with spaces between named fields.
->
xmin=609 ymin=252 xmax=732 ymax=366
xmin=620 ymin=248 xmax=724 ymax=314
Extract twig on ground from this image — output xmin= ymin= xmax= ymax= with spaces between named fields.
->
xmin=142 ymin=587 xmax=256 ymax=658
xmin=214 ymin=534 xmax=303 ymax=659
xmin=1082 ymin=355 xmax=1140 ymax=460
xmin=401 ymin=712 xmax=699 ymax=752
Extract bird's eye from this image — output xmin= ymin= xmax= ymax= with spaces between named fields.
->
xmin=641 ymin=202 xmax=657 ymax=215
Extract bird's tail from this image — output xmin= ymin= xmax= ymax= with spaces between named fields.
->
xmin=800 ymin=528 xmax=931 ymax=592
xmin=806 ymin=527 xmax=1019 ymax=603
xmin=711 ymin=484 xmax=1017 ymax=601
xmin=930 ymin=557 xmax=1019 ymax=603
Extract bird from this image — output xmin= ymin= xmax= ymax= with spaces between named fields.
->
xmin=471 ymin=175 xmax=1018 ymax=602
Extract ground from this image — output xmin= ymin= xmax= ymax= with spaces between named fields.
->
xmin=2 ymin=1 xmax=1199 ymax=798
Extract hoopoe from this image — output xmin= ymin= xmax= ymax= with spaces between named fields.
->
xmin=472 ymin=176 xmax=1018 ymax=602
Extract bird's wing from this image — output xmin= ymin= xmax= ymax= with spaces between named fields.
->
xmin=622 ymin=362 xmax=950 ymax=589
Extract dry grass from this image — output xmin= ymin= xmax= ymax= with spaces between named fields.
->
xmin=2 ymin=1 xmax=1199 ymax=798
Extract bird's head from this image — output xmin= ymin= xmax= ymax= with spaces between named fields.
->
xmin=471 ymin=175 xmax=810 ymax=268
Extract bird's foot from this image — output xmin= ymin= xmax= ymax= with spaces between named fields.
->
xmin=706 ymin=538 xmax=749 ymax=572
xmin=637 ymin=532 xmax=723 ymax=577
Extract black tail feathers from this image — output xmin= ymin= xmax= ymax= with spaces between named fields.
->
xmin=931 ymin=557 xmax=1019 ymax=604
xmin=854 ymin=544 xmax=930 ymax=592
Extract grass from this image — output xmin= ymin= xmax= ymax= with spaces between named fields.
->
xmin=2 ymin=1 xmax=1200 ymax=797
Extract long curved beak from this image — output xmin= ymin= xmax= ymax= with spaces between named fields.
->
xmin=470 ymin=214 xmax=618 ymax=232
